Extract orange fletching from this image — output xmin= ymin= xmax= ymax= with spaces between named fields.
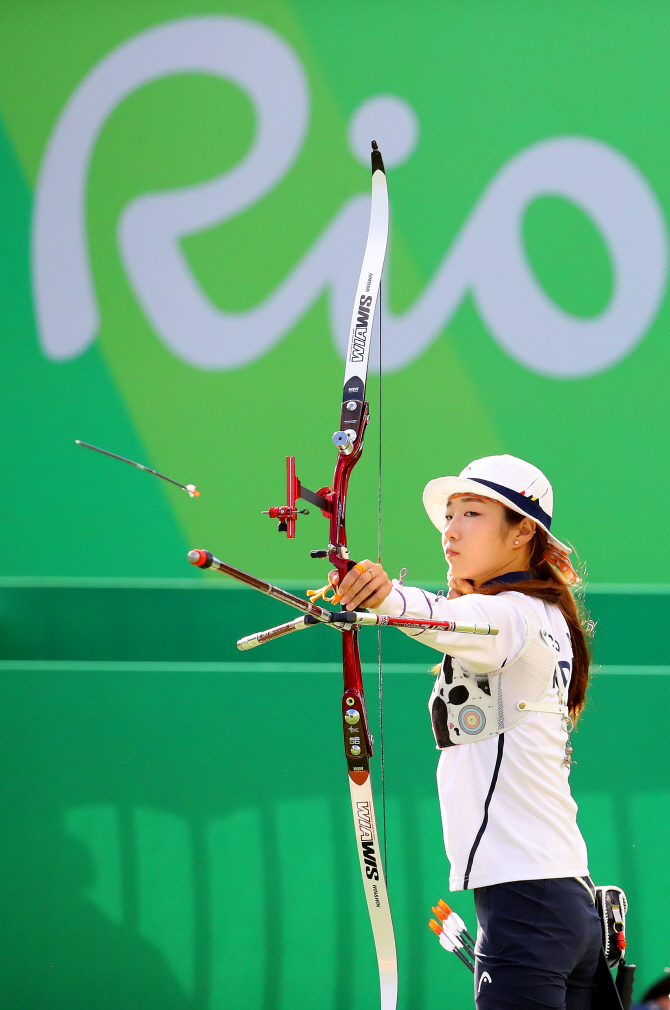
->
xmin=432 ymin=905 xmax=447 ymax=922
xmin=438 ymin=898 xmax=452 ymax=915
xmin=428 ymin=919 xmax=443 ymax=936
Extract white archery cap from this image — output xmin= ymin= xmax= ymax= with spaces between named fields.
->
xmin=423 ymin=454 xmax=570 ymax=554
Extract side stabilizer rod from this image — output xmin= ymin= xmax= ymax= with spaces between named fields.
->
xmin=237 ymin=610 xmax=498 ymax=651
xmin=238 ymin=614 xmax=322 ymax=650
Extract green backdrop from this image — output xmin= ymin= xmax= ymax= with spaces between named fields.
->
xmin=1 ymin=1 xmax=670 ymax=1006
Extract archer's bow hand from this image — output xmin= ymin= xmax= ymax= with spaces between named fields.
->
xmin=332 ymin=560 xmax=393 ymax=611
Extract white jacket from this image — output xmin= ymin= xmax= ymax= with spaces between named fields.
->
xmin=369 ymin=582 xmax=589 ymax=891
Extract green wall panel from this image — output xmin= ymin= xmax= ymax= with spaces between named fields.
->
xmin=0 ymin=584 xmax=668 ymax=1006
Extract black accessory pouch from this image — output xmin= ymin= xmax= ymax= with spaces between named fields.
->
xmin=592 ymin=886 xmax=636 ymax=1010
xmin=595 ymin=886 xmax=627 ymax=970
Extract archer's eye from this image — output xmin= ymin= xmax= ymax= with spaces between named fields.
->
xmin=465 ymin=510 xmax=480 ymax=517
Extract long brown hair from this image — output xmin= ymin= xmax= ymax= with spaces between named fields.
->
xmin=475 ymin=507 xmax=592 ymax=720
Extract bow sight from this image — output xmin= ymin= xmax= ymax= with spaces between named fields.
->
xmin=261 ymin=455 xmax=332 ymax=536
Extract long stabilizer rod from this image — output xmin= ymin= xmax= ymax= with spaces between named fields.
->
xmin=187 ymin=549 xmax=334 ymax=623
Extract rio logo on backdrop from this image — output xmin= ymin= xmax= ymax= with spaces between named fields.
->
xmin=33 ymin=15 xmax=668 ymax=380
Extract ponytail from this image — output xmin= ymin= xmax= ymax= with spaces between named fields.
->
xmin=477 ymin=509 xmax=592 ymax=720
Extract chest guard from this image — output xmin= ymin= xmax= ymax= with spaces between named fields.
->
xmin=429 ymin=594 xmax=560 ymax=748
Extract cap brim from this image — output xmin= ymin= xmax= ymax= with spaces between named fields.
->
xmin=422 ymin=475 xmax=571 ymax=554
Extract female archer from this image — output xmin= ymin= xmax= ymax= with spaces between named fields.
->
xmin=332 ymin=453 xmax=601 ymax=1010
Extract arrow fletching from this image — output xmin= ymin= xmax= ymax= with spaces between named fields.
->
xmin=428 ymin=898 xmax=476 ymax=973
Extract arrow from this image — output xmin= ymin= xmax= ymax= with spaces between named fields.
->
xmin=75 ymin=440 xmax=200 ymax=496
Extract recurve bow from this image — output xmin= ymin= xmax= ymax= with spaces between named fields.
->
xmin=261 ymin=140 xmax=398 ymax=1007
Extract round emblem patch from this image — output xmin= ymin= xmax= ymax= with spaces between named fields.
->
xmin=458 ymin=706 xmax=486 ymax=735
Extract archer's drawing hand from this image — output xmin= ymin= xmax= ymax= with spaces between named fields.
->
xmin=447 ymin=574 xmax=475 ymax=599
xmin=331 ymin=561 xmax=393 ymax=611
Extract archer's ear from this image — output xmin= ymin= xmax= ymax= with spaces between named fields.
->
xmin=520 ymin=518 xmax=536 ymax=540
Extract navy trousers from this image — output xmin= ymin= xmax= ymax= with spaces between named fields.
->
xmin=473 ymin=877 xmax=603 ymax=1010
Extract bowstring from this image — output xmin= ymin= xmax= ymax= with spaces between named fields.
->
xmin=377 ymin=279 xmax=388 ymax=879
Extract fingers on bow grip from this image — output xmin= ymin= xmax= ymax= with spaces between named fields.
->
xmin=306 ymin=563 xmax=367 ymax=604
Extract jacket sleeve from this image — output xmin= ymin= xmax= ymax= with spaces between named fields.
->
xmin=367 ymin=581 xmax=528 ymax=674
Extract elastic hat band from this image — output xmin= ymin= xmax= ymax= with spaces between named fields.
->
xmin=544 ymin=544 xmax=580 ymax=584
xmin=467 ymin=478 xmax=552 ymax=530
